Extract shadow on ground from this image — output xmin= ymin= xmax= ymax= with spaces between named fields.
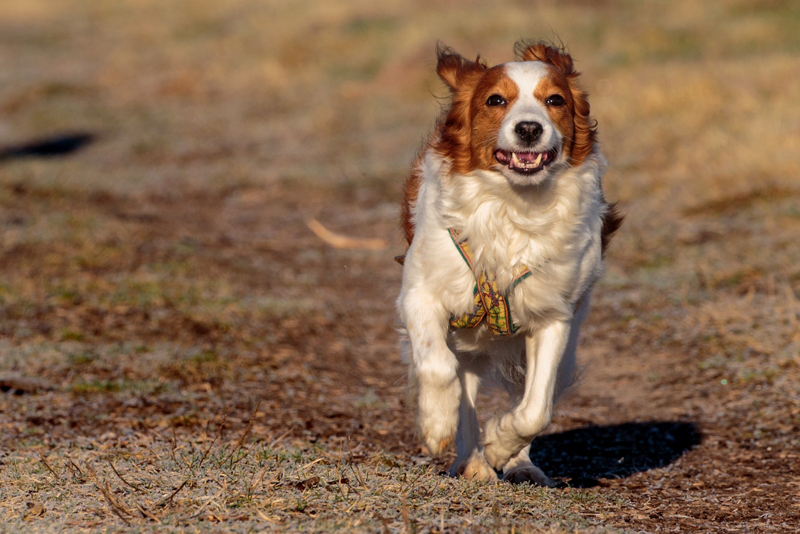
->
xmin=0 ymin=132 xmax=95 ymax=161
xmin=530 ymin=421 xmax=702 ymax=488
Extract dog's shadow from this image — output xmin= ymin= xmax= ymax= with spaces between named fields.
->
xmin=529 ymin=421 xmax=701 ymax=488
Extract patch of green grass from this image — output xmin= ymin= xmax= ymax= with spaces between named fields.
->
xmin=252 ymin=296 xmax=320 ymax=319
xmin=109 ymin=280 xmax=169 ymax=308
xmin=68 ymin=351 xmax=96 ymax=366
xmin=70 ymin=378 xmax=163 ymax=395
xmin=640 ymin=252 xmax=676 ymax=271
xmin=344 ymin=15 xmax=399 ymax=36
xmin=642 ymin=28 xmax=705 ymax=62
xmin=70 ymin=379 xmax=123 ymax=393
xmin=190 ymin=349 xmax=218 ymax=364
xmin=736 ymin=367 xmax=779 ymax=386
xmin=59 ymin=329 xmax=85 ymax=342
xmin=53 ymin=286 xmax=83 ymax=305
xmin=697 ymin=354 xmax=728 ymax=371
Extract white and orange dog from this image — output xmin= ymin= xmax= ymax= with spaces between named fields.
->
xmin=396 ymin=42 xmax=621 ymax=485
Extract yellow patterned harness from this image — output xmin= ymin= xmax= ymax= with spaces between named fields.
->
xmin=447 ymin=229 xmax=537 ymax=336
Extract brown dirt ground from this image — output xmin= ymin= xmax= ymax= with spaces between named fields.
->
xmin=1 ymin=179 xmax=798 ymax=532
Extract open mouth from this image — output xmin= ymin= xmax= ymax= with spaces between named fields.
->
xmin=494 ymin=148 xmax=559 ymax=175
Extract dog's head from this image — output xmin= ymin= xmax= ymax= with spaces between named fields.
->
xmin=434 ymin=42 xmax=596 ymax=187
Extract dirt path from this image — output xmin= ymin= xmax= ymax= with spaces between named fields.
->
xmin=2 ymin=182 xmax=798 ymax=532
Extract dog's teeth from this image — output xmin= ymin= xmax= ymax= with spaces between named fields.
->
xmin=534 ymin=153 xmax=542 ymax=166
xmin=511 ymin=153 xmax=521 ymax=166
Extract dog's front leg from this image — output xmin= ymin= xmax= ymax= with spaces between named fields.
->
xmin=449 ymin=363 xmax=497 ymax=481
xmin=482 ymin=320 xmax=570 ymax=469
xmin=401 ymin=290 xmax=461 ymax=456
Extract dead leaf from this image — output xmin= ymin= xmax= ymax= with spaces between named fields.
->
xmin=24 ymin=502 xmax=45 ymax=519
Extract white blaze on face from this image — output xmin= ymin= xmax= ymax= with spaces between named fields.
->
xmin=499 ymin=62 xmax=561 ymax=152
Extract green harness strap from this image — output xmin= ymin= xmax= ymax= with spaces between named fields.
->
xmin=447 ymin=229 xmax=532 ymax=336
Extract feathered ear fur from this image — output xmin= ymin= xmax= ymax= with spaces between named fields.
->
xmin=433 ymin=45 xmax=489 ymax=173
xmin=515 ymin=41 xmax=575 ymax=75
xmin=515 ymin=41 xmax=596 ymax=165
xmin=436 ymin=45 xmax=487 ymax=93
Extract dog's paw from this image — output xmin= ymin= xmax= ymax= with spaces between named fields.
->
xmin=417 ymin=381 xmax=460 ymax=456
xmin=418 ymin=407 xmax=457 ymax=455
xmin=482 ymin=416 xmax=525 ymax=469
xmin=503 ymin=464 xmax=555 ymax=486
xmin=423 ymin=434 xmax=454 ymax=456
xmin=449 ymin=452 xmax=498 ymax=482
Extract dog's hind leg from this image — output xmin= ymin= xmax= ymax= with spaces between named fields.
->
xmin=449 ymin=359 xmax=497 ymax=482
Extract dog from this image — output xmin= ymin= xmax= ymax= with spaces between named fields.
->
xmin=395 ymin=41 xmax=622 ymax=485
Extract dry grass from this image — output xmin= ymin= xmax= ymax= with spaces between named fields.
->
xmin=1 ymin=427 xmax=625 ymax=533
xmin=1 ymin=0 xmax=800 ymax=532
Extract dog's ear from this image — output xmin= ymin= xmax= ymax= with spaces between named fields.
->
xmin=517 ymin=41 xmax=596 ymax=165
xmin=436 ymin=44 xmax=487 ymax=92
xmin=515 ymin=41 xmax=576 ymax=76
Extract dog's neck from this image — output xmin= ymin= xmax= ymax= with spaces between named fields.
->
xmin=434 ymin=151 xmax=606 ymax=287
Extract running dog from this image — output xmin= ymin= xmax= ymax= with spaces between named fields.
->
xmin=396 ymin=41 xmax=622 ymax=484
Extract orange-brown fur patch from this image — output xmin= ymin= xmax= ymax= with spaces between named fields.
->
xmin=533 ymin=69 xmax=575 ymax=157
xmin=401 ymin=48 xmax=505 ymax=245
xmin=601 ymin=202 xmax=624 ymax=256
xmin=467 ymin=69 xmax=519 ymax=172
xmin=519 ymin=42 xmax=596 ymax=166
xmin=401 ymin=148 xmax=424 ymax=245
xmin=431 ymin=49 xmax=488 ymax=175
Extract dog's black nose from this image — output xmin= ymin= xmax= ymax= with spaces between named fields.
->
xmin=514 ymin=121 xmax=544 ymax=144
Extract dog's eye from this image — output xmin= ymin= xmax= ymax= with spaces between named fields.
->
xmin=486 ymin=94 xmax=506 ymax=107
xmin=545 ymin=94 xmax=565 ymax=107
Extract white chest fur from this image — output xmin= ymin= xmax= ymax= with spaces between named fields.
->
xmin=399 ymin=150 xmax=607 ymax=338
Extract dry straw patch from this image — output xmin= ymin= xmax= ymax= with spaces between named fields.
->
xmin=1 ymin=429 xmax=623 ymax=533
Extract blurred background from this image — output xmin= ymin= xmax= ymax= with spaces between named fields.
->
xmin=3 ymin=0 xmax=799 ymax=193
xmin=3 ymin=0 xmax=800 ymax=286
